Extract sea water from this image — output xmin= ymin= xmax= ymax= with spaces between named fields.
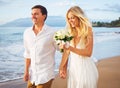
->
xmin=0 ymin=27 xmax=120 ymax=82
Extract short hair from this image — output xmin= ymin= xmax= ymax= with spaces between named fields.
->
xmin=32 ymin=5 xmax=47 ymax=21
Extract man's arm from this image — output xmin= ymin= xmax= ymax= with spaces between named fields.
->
xmin=23 ymin=58 xmax=31 ymax=81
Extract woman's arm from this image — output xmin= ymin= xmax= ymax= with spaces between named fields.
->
xmin=60 ymin=49 xmax=70 ymax=68
xmin=59 ymin=49 xmax=70 ymax=79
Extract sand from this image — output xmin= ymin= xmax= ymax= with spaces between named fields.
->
xmin=0 ymin=56 xmax=120 ymax=88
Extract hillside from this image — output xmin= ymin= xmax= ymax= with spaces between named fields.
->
xmin=0 ymin=16 xmax=66 ymax=27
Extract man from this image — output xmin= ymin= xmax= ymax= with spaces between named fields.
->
xmin=23 ymin=5 xmax=57 ymax=88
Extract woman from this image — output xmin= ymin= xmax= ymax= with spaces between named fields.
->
xmin=59 ymin=6 xmax=98 ymax=88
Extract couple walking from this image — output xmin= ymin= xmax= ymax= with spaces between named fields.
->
xmin=23 ymin=5 xmax=98 ymax=88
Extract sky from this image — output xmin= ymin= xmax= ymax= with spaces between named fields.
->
xmin=0 ymin=0 xmax=120 ymax=25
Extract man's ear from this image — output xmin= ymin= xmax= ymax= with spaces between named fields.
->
xmin=43 ymin=14 xmax=47 ymax=21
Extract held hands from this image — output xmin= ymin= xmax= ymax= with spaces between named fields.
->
xmin=59 ymin=66 xmax=67 ymax=79
xmin=23 ymin=72 xmax=29 ymax=81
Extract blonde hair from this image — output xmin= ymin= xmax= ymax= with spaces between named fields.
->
xmin=66 ymin=6 xmax=92 ymax=42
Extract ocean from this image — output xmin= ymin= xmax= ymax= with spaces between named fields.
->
xmin=0 ymin=27 xmax=120 ymax=82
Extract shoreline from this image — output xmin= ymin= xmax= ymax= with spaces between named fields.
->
xmin=0 ymin=55 xmax=120 ymax=88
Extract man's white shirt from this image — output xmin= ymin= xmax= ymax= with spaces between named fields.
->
xmin=23 ymin=24 xmax=57 ymax=85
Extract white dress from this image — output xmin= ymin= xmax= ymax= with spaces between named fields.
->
xmin=68 ymin=40 xmax=98 ymax=88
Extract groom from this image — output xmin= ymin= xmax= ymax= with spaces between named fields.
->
xmin=23 ymin=5 xmax=57 ymax=88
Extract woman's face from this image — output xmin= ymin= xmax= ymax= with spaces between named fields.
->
xmin=67 ymin=12 xmax=79 ymax=28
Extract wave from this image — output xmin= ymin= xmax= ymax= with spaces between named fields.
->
xmin=11 ymin=33 xmax=23 ymax=35
xmin=94 ymin=31 xmax=120 ymax=36
xmin=94 ymin=31 xmax=120 ymax=43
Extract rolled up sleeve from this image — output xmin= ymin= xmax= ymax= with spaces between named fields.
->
xmin=23 ymin=31 xmax=31 ymax=59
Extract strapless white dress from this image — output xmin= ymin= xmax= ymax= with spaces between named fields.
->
xmin=68 ymin=40 xmax=98 ymax=88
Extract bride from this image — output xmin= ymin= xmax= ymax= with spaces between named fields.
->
xmin=59 ymin=6 xmax=98 ymax=88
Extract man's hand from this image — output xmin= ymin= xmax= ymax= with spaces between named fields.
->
xmin=59 ymin=67 xmax=67 ymax=79
xmin=23 ymin=72 xmax=29 ymax=81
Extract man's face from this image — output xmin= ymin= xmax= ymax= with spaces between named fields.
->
xmin=31 ymin=8 xmax=46 ymax=25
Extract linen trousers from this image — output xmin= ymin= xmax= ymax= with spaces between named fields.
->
xmin=27 ymin=79 xmax=53 ymax=88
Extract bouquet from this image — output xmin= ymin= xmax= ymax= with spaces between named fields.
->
xmin=54 ymin=29 xmax=73 ymax=52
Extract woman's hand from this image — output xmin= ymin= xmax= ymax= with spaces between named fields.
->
xmin=64 ymin=41 xmax=70 ymax=50
xmin=59 ymin=41 xmax=70 ymax=49
xmin=58 ymin=41 xmax=66 ymax=52
xmin=58 ymin=42 xmax=64 ymax=50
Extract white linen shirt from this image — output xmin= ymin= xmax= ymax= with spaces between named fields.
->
xmin=23 ymin=24 xmax=56 ymax=85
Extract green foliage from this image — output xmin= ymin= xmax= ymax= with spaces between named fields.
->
xmin=92 ymin=17 xmax=120 ymax=27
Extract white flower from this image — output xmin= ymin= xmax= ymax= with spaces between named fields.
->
xmin=56 ymin=40 xmax=61 ymax=45
xmin=53 ymin=29 xmax=73 ymax=52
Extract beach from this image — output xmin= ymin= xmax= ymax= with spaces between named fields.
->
xmin=0 ymin=27 xmax=120 ymax=83
xmin=0 ymin=56 xmax=120 ymax=88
